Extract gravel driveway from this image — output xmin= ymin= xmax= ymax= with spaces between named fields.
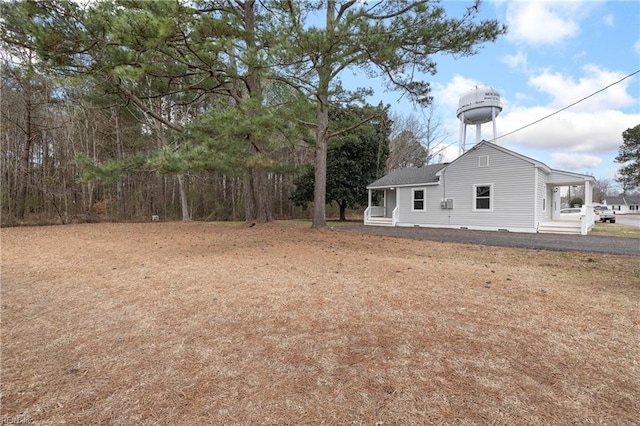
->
xmin=338 ymin=224 xmax=640 ymax=256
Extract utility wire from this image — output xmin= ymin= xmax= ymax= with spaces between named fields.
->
xmin=491 ymin=68 xmax=640 ymax=142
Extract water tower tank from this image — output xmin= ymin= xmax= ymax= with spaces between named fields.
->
xmin=456 ymin=86 xmax=502 ymax=124
xmin=456 ymin=86 xmax=503 ymax=153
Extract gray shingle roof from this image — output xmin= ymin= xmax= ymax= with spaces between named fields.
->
xmin=368 ymin=163 xmax=448 ymax=188
xmin=605 ymin=195 xmax=640 ymax=205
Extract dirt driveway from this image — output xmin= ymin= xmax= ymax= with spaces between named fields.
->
xmin=339 ymin=224 xmax=640 ymax=256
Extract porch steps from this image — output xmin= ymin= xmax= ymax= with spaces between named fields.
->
xmin=538 ymin=220 xmax=582 ymax=234
xmin=365 ymin=217 xmax=394 ymax=227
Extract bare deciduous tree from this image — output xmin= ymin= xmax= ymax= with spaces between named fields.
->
xmin=387 ymin=105 xmax=452 ymax=171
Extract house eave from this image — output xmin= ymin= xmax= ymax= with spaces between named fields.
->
xmin=367 ymin=182 xmax=440 ymax=190
xmin=548 ymin=169 xmax=596 ymax=182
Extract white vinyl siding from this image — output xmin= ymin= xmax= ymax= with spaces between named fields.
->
xmin=391 ymin=144 xmax=541 ymax=231
xmin=536 ymin=168 xmax=549 ymax=221
xmin=395 ymin=184 xmax=443 ymax=225
xmin=439 ymin=144 xmax=536 ymax=230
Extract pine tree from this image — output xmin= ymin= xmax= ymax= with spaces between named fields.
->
xmin=615 ymin=124 xmax=640 ymax=192
xmin=274 ymin=0 xmax=505 ymax=227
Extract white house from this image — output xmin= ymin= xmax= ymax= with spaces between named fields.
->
xmin=364 ymin=141 xmax=596 ymax=235
xmin=604 ymin=195 xmax=640 ymax=214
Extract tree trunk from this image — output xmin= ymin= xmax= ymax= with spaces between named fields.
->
xmin=339 ymin=200 xmax=347 ymax=221
xmin=242 ymin=173 xmax=256 ymax=222
xmin=241 ymin=0 xmax=272 ymax=224
xmin=177 ymin=174 xmax=191 ymax=222
xmin=244 ymin=166 xmax=271 ymax=223
xmin=311 ymin=2 xmax=336 ymax=229
xmin=16 ymin=92 xmax=33 ymax=220
xmin=312 ymin=92 xmax=329 ymax=229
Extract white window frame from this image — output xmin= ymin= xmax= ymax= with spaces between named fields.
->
xmin=473 ymin=183 xmax=493 ymax=212
xmin=412 ymin=188 xmax=426 ymax=211
xmin=478 ymin=155 xmax=489 ymax=168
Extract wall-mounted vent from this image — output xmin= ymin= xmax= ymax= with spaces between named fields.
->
xmin=479 ymin=155 xmax=489 ymax=168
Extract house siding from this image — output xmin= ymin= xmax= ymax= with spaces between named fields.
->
xmin=367 ymin=141 xmax=596 ymax=233
xmin=537 ymin=168 xmax=550 ymax=221
xmin=395 ymin=185 xmax=442 ymax=224
xmin=397 ymin=144 xmax=537 ymax=231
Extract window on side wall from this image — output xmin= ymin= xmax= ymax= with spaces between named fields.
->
xmin=413 ymin=189 xmax=425 ymax=211
xmin=474 ymin=184 xmax=492 ymax=211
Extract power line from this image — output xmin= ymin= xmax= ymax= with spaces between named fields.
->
xmin=491 ymin=68 xmax=640 ymax=142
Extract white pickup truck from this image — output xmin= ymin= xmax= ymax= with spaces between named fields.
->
xmin=594 ymin=205 xmax=616 ymax=223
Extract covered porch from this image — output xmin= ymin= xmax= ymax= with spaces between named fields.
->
xmin=364 ymin=187 xmax=397 ymax=226
xmin=538 ymin=176 xmax=595 ymax=235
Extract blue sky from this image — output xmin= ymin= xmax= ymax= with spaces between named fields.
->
xmin=345 ymin=0 xmax=640 ymax=188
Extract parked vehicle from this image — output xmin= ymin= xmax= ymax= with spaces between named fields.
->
xmin=594 ymin=205 xmax=616 ymax=223
xmin=559 ymin=208 xmax=583 ymax=218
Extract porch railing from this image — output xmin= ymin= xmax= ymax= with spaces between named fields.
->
xmin=580 ymin=205 xmax=595 ymax=235
xmin=369 ymin=206 xmax=385 ymax=217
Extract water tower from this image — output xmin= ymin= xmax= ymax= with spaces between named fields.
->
xmin=456 ymin=86 xmax=502 ymax=153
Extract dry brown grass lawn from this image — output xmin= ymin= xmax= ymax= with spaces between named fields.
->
xmin=1 ymin=222 xmax=639 ymax=425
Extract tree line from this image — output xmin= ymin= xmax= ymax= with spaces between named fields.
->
xmin=1 ymin=0 xmax=504 ymax=227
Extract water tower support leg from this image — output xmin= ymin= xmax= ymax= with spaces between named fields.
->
xmin=459 ymin=120 xmax=466 ymax=154
xmin=492 ymin=107 xmax=497 ymax=141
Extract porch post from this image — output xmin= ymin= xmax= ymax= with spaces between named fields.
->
xmin=584 ymin=180 xmax=593 ymax=206
xmin=553 ymin=186 xmax=561 ymax=217
xmin=368 ymin=189 xmax=372 ymax=208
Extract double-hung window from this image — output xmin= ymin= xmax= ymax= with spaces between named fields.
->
xmin=413 ymin=189 xmax=425 ymax=211
xmin=474 ymin=184 xmax=492 ymax=211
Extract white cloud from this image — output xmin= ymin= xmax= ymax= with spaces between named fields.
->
xmin=501 ymin=51 xmax=528 ymax=70
xmin=602 ymin=13 xmax=614 ymax=27
xmin=497 ymin=107 xmax=640 ymax=154
xmin=505 ymin=2 xmax=582 ymax=45
xmin=437 ymin=143 xmax=463 ymax=164
xmin=635 ymin=39 xmax=640 ymax=54
xmin=527 ymin=65 xmax=637 ymax=111
xmin=572 ymin=50 xmax=587 ymax=62
xmin=550 ymin=153 xmax=602 ymax=170
xmin=431 ymin=74 xmax=485 ymax=110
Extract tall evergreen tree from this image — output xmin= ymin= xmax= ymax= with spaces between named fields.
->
xmin=615 ymin=124 xmax=640 ymax=192
xmin=2 ymin=0 xmax=505 ymax=225
xmin=1 ymin=0 xmax=304 ymax=222
xmin=275 ymin=0 xmax=505 ymax=228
